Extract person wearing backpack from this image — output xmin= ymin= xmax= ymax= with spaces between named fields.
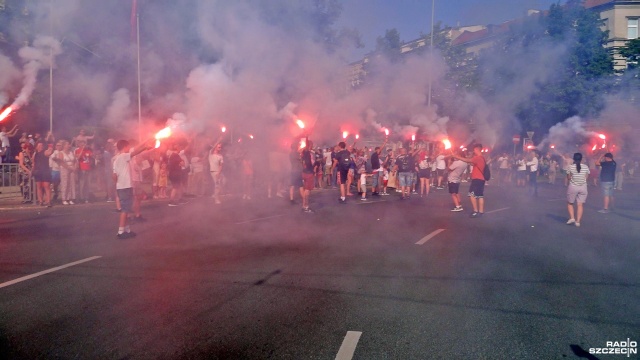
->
xmin=452 ymin=144 xmax=488 ymax=218
xmin=332 ymin=141 xmax=351 ymax=204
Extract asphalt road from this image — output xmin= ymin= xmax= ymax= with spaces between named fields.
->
xmin=1 ymin=180 xmax=639 ymax=359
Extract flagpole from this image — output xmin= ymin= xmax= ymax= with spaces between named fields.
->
xmin=136 ymin=11 xmax=142 ymax=142
xmin=49 ymin=0 xmax=54 ymax=133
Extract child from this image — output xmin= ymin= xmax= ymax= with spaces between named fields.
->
xmin=112 ymin=139 xmax=149 ymax=239
xmin=382 ymin=166 xmax=390 ymax=195
xmin=158 ymin=162 xmax=168 ymax=198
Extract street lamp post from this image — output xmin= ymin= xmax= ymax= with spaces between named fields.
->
xmin=427 ymin=0 xmax=435 ymax=109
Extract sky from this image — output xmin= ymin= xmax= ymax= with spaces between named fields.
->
xmin=339 ymin=0 xmax=562 ymax=60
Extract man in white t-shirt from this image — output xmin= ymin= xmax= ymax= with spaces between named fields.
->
xmin=209 ymin=143 xmax=224 ymax=204
xmin=526 ymin=152 xmax=539 ymax=197
xmin=497 ymin=153 xmax=510 ymax=183
xmin=435 ymin=152 xmax=447 ymax=189
xmin=1 ymin=124 xmax=19 ymax=162
xmin=113 ymin=139 xmax=150 ymax=239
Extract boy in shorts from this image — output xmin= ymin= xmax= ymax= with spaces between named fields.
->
xmin=112 ymin=139 xmax=150 ymax=239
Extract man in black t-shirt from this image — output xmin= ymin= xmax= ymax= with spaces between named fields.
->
xmin=370 ymin=138 xmax=388 ymax=196
xmin=595 ymin=152 xmax=616 ymax=213
xmin=332 ymin=141 xmax=350 ymax=204
xmin=300 ymin=140 xmax=315 ymax=213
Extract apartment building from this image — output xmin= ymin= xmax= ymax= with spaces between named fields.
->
xmin=585 ymin=0 xmax=640 ymax=70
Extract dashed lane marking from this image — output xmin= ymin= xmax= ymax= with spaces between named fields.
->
xmin=0 ymin=256 xmax=102 ymax=289
xmin=335 ymin=331 xmax=362 ymax=360
xmin=416 ymin=229 xmax=446 ymax=245
xmin=234 ymin=214 xmax=284 ymax=225
xmin=484 ymin=207 xmax=511 ymax=214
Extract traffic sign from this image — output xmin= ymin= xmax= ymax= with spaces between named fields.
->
xmin=512 ymin=135 xmax=520 ymax=144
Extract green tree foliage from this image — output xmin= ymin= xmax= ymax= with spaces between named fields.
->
xmin=375 ymin=28 xmax=402 ymax=63
xmin=619 ymin=38 xmax=640 ymax=70
xmin=496 ymin=0 xmax=613 ymax=133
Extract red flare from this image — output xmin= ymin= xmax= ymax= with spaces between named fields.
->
xmin=299 ymin=138 xmax=306 ymax=149
xmin=598 ymin=134 xmax=606 ymax=140
xmin=155 ymin=127 xmax=172 ymax=140
xmin=249 ymin=134 xmax=254 ymax=139
xmin=155 ymin=140 xmax=161 ymax=149
xmin=221 ymin=126 xmax=226 ymax=133
xmin=0 ymin=106 xmax=13 ymax=122
xmin=296 ymin=119 xmax=305 ymax=129
xmin=443 ymin=139 xmax=452 ymax=150
xmin=355 ymin=134 xmax=359 ymax=140
xmin=550 ymin=145 xmax=555 ymax=149
xmin=591 ymin=144 xmax=597 ymax=151
xmin=384 ymin=129 xmax=389 ymax=136
xmin=411 ymin=135 xmax=416 ymax=142
xmin=342 ymin=131 xmax=348 ymax=139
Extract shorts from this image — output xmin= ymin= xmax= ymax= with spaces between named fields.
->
xmin=371 ymin=171 xmax=380 ymax=188
xmin=302 ymin=172 xmax=314 ymax=190
xmin=169 ymin=174 xmax=182 ymax=186
xmin=360 ymin=173 xmax=367 ymax=186
xmin=448 ymin=182 xmax=460 ymax=194
xmin=338 ymin=168 xmax=349 ymax=184
xmin=418 ymin=168 xmax=431 ymax=178
xmin=567 ymin=184 xmax=588 ymax=204
xmin=398 ymin=172 xmax=412 ymax=187
xmin=117 ymin=187 xmax=134 ymax=213
xmin=211 ymin=171 xmax=222 ymax=186
xmin=468 ymin=179 xmax=485 ymax=198
xmin=517 ymin=170 xmax=527 ymax=180
xmin=600 ymin=181 xmax=614 ymax=197
xmin=324 ymin=165 xmax=332 ymax=175
xmin=436 ymin=168 xmax=446 ymax=177
xmin=290 ymin=171 xmax=303 ymax=188
xmin=51 ymin=170 xmax=60 ymax=183
xmin=132 ymin=181 xmax=144 ymax=196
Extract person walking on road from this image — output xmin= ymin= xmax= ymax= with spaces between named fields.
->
xmin=452 ymin=144 xmax=487 ymax=218
xmin=595 ymin=152 xmax=616 ymax=213
xmin=112 ymin=139 xmax=150 ymax=239
xmin=566 ymin=152 xmax=589 ymax=227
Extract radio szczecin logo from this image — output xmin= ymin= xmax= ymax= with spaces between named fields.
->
xmin=589 ymin=339 xmax=637 ymax=357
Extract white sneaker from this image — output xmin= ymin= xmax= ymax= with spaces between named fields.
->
xmin=69 ymin=200 xmax=75 ymax=205
xmin=566 ymin=219 xmax=575 ymax=225
xmin=62 ymin=201 xmax=69 ymax=205
xmin=575 ymin=222 xmax=581 ymax=227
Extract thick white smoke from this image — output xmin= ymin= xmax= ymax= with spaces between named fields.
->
xmin=14 ymin=35 xmax=62 ymax=108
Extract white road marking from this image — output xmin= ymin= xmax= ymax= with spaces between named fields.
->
xmin=485 ymin=207 xmax=510 ymax=214
xmin=234 ymin=214 xmax=283 ymax=225
xmin=416 ymin=229 xmax=446 ymax=245
xmin=0 ymin=256 xmax=102 ymax=289
xmin=335 ymin=331 xmax=362 ymax=360
xmin=354 ymin=200 xmax=386 ymax=205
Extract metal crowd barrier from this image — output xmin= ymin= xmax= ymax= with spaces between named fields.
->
xmin=0 ymin=163 xmax=35 ymax=204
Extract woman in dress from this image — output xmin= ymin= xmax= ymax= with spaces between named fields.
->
xmin=566 ymin=152 xmax=590 ymax=227
xmin=32 ymin=141 xmax=54 ymax=206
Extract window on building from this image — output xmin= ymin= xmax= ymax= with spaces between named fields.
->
xmin=629 ymin=18 xmax=639 ymax=39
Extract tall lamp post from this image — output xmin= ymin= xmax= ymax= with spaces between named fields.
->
xmin=427 ymin=0 xmax=435 ymax=109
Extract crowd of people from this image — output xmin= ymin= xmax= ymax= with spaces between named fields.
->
xmin=1 ymin=123 xmax=638 ymax=237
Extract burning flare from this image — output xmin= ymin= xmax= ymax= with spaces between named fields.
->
xmin=155 ymin=127 xmax=172 ymax=140
xmin=299 ymin=138 xmax=306 ymax=149
xmin=384 ymin=129 xmax=389 ymax=136
xmin=411 ymin=134 xmax=416 ymax=142
xmin=296 ymin=119 xmax=305 ymax=129
xmin=0 ymin=107 xmax=14 ymax=122
xmin=221 ymin=126 xmax=226 ymax=133
xmin=591 ymin=144 xmax=597 ymax=151
xmin=155 ymin=140 xmax=161 ymax=149
xmin=355 ymin=134 xmax=359 ymax=140
xmin=443 ymin=139 xmax=452 ymax=150
xmin=598 ymin=134 xmax=606 ymax=140
xmin=249 ymin=134 xmax=254 ymax=139
xmin=342 ymin=131 xmax=348 ymax=139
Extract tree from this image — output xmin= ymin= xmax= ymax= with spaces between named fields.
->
xmin=494 ymin=1 xmax=614 ymax=133
xmin=374 ymin=28 xmax=403 ymax=63
xmin=619 ymin=38 xmax=640 ymax=70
